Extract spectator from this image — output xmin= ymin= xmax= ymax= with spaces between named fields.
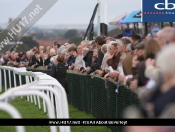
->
xmin=27 ymin=51 xmax=36 ymax=67
xmin=46 ymin=46 xmax=51 ymax=54
xmin=107 ymin=37 xmax=132 ymax=80
xmin=88 ymin=40 xmax=96 ymax=51
xmin=40 ymin=50 xmax=45 ymax=62
xmin=7 ymin=52 xmax=16 ymax=66
xmin=88 ymin=48 xmax=98 ymax=72
xmin=32 ymin=51 xmax=43 ymax=68
xmin=107 ymin=42 xmax=120 ymax=70
xmin=21 ymin=52 xmax=27 ymax=62
xmin=46 ymin=48 xmax=56 ymax=69
xmin=104 ymin=42 xmax=121 ymax=79
xmin=128 ymin=40 xmax=146 ymax=89
xmin=18 ymin=51 xmax=36 ymax=67
xmin=33 ymin=46 xmax=39 ymax=52
xmin=65 ymin=44 xmax=71 ymax=52
xmin=96 ymin=43 xmax=112 ymax=76
xmin=53 ymin=41 xmax=61 ymax=55
xmin=105 ymin=37 xmax=116 ymax=44
xmin=1 ymin=55 xmax=10 ymax=65
xmin=43 ymin=51 xmax=50 ymax=67
xmin=81 ymin=40 xmax=89 ymax=48
xmin=144 ymin=27 xmax=175 ymax=81
xmin=141 ymin=45 xmax=175 ymax=117
xmin=50 ymin=55 xmax=68 ymax=93
xmin=136 ymin=39 xmax=161 ymax=87
xmin=67 ymin=47 xmax=76 ymax=69
xmin=145 ymin=33 xmax=152 ymax=40
xmin=70 ymin=43 xmax=77 ymax=49
xmin=125 ymin=44 xmax=133 ymax=56
xmin=58 ymin=45 xmax=66 ymax=55
xmin=130 ymin=34 xmax=141 ymax=50
xmin=87 ymin=36 xmax=105 ymax=74
xmin=154 ymin=27 xmax=175 ymax=48
xmin=101 ymin=44 xmax=107 ymax=55
xmin=74 ymin=45 xmax=84 ymax=70
xmin=82 ymin=47 xmax=92 ymax=68
xmin=6 ymin=51 xmax=11 ymax=60
xmin=39 ymin=46 xmax=44 ymax=52
xmin=13 ymin=52 xmax=20 ymax=67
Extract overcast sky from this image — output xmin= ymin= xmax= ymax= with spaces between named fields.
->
xmin=0 ymin=0 xmax=141 ymax=25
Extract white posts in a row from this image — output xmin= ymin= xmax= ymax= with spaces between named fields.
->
xmin=0 ymin=88 xmax=57 ymax=132
xmin=0 ymin=66 xmax=70 ymax=132
xmin=0 ymin=102 xmax=25 ymax=132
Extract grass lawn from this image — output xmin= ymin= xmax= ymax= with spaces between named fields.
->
xmin=0 ymin=91 xmax=111 ymax=132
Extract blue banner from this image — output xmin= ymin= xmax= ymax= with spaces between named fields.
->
xmin=142 ymin=0 xmax=175 ymax=22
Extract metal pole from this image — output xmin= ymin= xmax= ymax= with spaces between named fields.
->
xmin=97 ymin=0 xmax=101 ymax=36
xmin=160 ymin=22 xmax=164 ymax=28
xmin=104 ymin=0 xmax=108 ymax=24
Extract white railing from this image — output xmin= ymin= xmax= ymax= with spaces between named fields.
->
xmin=0 ymin=102 xmax=25 ymax=132
xmin=0 ymin=65 xmax=70 ymax=132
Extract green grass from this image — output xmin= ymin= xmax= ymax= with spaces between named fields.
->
xmin=0 ymin=89 xmax=111 ymax=132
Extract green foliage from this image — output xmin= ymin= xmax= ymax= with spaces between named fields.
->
xmin=64 ymin=29 xmax=78 ymax=39
xmin=0 ymin=35 xmax=38 ymax=53
xmin=20 ymin=36 xmax=39 ymax=49
xmin=0 ymin=30 xmax=17 ymax=42
xmin=69 ymin=37 xmax=82 ymax=45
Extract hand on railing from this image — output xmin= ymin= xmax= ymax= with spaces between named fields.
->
xmin=68 ymin=64 xmax=74 ymax=70
xmin=118 ymin=74 xmax=126 ymax=84
xmin=108 ymin=70 xmax=119 ymax=78
xmin=31 ymin=65 xmax=35 ymax=68
xmin=95 ymin=70 xmax=104 ymax=77
xmin=19 ymin=62 xmax=28 ymax=67
xmin=130 ymin=79 xmax=138 ymax=90
xmin=7 ymin=61 xmax=13 ymax=66
xmin=104 ymin=73 xmax=109 ymax=81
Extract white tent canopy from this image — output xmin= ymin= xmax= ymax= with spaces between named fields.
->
xmin=109 ymin=12 xmax=127 ymax=25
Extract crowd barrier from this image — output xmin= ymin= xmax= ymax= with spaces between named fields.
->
xmin=26 ymin=66 xmax=140 ymax=132
xmin=0 ymin=102 xmax=25 ymax=132
xmin=0 ymin=66 xmax=70 ymax=132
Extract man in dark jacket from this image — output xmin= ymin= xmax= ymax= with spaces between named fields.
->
xmin=67 ymin=47 xmax=76 ymax=69
xmin=46 ymin=48 xmax=56 ymax=70
xmin=82 ymin=48 xmax=92 ymax=67
xmin=32 ymin=51 xmax=43 ymax=68
xmin=28 ymin=54 xmax=36 ymax=67
xmin=87 ymin=36 xmax=105 ymax=74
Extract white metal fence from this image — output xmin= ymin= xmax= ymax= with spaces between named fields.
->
xmin=0 ymin=65 xmax=70 ymax=132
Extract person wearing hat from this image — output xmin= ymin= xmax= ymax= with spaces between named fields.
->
xmin=124 ymin=40 xmax=146 ymax=90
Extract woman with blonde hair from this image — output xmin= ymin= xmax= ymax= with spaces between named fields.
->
xmin=46 ymin=46 xmax=51 ymax=54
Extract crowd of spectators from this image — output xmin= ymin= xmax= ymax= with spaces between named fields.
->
xmin=1 ymin=26 xmax=175 ymax=131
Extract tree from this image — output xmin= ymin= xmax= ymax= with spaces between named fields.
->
xmin=20 ymin=36 xmax=39 ymax=49
xmin=69 ymin=37 xmax=82 ymax=45
xmin=64 ymin=29 xmax=78 ymax=39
